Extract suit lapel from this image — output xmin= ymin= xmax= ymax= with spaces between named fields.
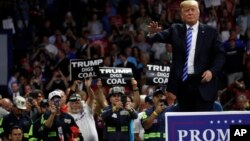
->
xmin=180 ymin=24 xmax=187 ymax=51
xmin=195 ymin=23 xmax=205 ymax=58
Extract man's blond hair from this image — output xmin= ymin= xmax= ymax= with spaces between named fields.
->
xmin=180 ymin=0 xmax=199 ymax=10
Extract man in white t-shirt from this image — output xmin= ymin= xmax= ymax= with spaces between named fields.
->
xmin=67 ymin=78 xmax=98 ymax=141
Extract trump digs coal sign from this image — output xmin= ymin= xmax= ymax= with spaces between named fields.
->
xmin=70 ymin=58 xmax=103 ymax=80
xmin=146 ymin=64 xmax=170 ymax=85
xmin=99 ymin=67 xmax=133 ymax=85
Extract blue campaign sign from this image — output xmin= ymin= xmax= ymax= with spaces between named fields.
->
xmin=165 ymin=111 xmax=250 ymax=141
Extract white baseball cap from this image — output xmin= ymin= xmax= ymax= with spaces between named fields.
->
xmin=14 ymin=96 xmax=27 ymax=110
xmin=109 ymin=86 xmax=124 ymax=95
xmin=48 ymin=90 xmax=61 ymax=101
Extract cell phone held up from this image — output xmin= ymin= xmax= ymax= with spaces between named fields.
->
xmin=121 ymin=95 xmax=127 ymax=107
xmin=53 ymin=98 xmax=60 ymax=109
xmin=159 ymin=99 xmax=168 ymax=107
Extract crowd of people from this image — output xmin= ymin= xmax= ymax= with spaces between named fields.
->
xmin=0 ymin=0 xmax=250 ymax=140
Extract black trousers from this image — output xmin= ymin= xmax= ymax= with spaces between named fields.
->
xmin=177 ymin=74 xmax=214 ymax=112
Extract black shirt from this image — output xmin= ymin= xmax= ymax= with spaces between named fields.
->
xmin=39 ymin=111 xmax=82 ymax=141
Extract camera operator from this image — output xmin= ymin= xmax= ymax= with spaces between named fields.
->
xmin=38 ymin=90 xmax=82 ymax=141
xmin=141 ymin=89 xmax=178 ymax=141
xmin=101 ymin=86 xmax=138 ymax=141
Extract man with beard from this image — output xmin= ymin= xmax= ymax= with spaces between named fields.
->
xmin=67 ymin=78 xmax=99 ymax=141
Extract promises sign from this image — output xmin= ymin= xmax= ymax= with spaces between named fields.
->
xmin=165 ymin=111 xmax=250 ymax=141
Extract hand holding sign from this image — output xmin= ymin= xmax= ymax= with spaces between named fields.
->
xmin=84 ymin=77 xmax=92 ymax=88
xmin=131 ymin=77 xmax=137 ymax=86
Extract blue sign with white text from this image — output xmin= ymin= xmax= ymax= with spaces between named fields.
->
xmin=165 ymin=111 xmax=250 ymax=141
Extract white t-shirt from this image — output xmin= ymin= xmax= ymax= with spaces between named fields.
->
xmin=134 ymin=112 xmax=145 ymax=141
xmin=69 ymin=103 xmax=99 ymax=141
xmin=151 ymin=42 xmax=166 ymax=60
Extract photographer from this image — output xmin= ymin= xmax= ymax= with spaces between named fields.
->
xmin=25 ymin=96 xmax=40 ymax=122
xmin=25 ymin=90 xmax=44 ymax=121
xmin=45 ymin=70 xmax=69 ymax=94
xmin=101 ymin=86 xmax=137 ymax=141
xmin=141 ymin=89 xmax=178 ymax=141
xmin=38 ymin=90 xmax=82 ymax=141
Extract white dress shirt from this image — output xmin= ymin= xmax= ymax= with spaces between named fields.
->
xmin=186 ymin=22 xmax=199 ymax=74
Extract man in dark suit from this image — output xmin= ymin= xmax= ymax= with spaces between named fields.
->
xmin=116 ymin=52 xmax=140 ymax=82
xmin=147 ymin=0 xmax=225 ymax=111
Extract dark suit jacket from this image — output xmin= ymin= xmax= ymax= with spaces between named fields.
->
xmin=116 ymin=60 xmax=140 ymax=82
xmin=148 ymin=23 xmax=225 ymax=101
xmin=76 ymin=44 xmax=89 ymax=59
xmin=117 ymin=61 xmax=136 ymax=69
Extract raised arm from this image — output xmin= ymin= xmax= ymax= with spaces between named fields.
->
xmin=131 ymin=78 xmax=140 ymax=109
xmin=85 ymin=78 xmax=95 ymax=107
xmin=95 ymin=78 xmax=109 ymax=108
